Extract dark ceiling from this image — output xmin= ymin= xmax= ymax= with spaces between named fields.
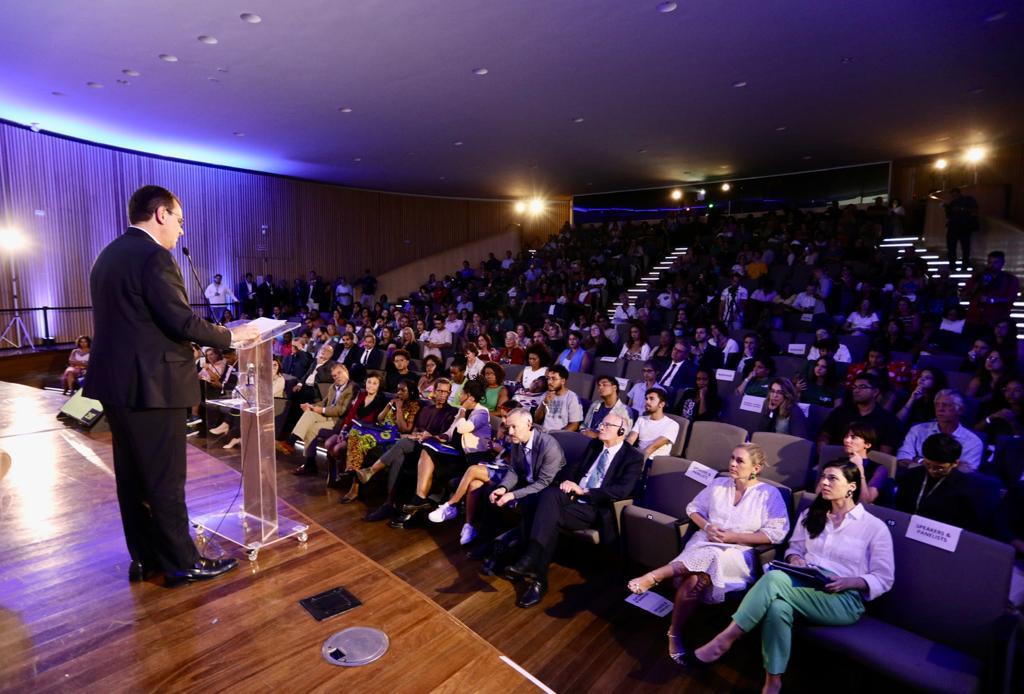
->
xmin=0 ymin=1 xmax=1021 ymax=198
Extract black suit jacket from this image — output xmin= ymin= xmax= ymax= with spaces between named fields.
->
xmin=282 ymin=349 xmax=314 ymax=379
xmin=295 ymin=360 xmax=337 ymax=392
xmin=85 ymin=228 xmax=231 ymax=408
xmin=350 ymin=347 xmax=384 ymax=380
xmin=557 ymin=439 xmax=644 ymax=542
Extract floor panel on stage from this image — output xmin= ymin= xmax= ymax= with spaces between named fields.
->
xmin=0 ymin=382 xmax=535 ymax=693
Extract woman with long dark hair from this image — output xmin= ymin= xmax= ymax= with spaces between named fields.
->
xmin=691 ymin=460 xmax=894 ymax=693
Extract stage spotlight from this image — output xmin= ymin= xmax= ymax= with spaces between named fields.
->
xmin=0 ymin=227 xmax=27 ymax=252
xmin=513 ymin=201 xmax=526 ymax=214
xmin=527 ymin=198 xmax=545 ymax=216
xmin=721 ymin=183 xmax=731 ymax=192
xmin=670 ymin=189 xmax=682 ymax=201
xmin=934 ymin=158 xmax=948 ymax=170
xmin=964 ymin=146 xmax=985 ymax=164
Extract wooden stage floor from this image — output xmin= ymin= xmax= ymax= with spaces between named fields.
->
xmin=0 ymin=382 xmax=776 ymax=693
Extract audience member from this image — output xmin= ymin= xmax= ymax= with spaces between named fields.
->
xmin=896 ymin=389 xmax=983 ymax=473
xmin=626 ymin=389 xmax=679 ymax=460
xmin=534 ymin=365 xmax=583 ymax=432
xmin=62 ymin=335 xmax=91 ymax=394
xmin=757 ymin=378 xmax=808 ymax=438
xmin=581 ymin=376 xmax=633 ymax=437
xmin=817 ymin=373 xmax=903 ymax=454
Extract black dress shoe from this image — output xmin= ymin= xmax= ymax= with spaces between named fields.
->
xmin=516 ymin=580 xmax=547 ymax=608
xmin=364 ymin=503 xmax=394 ymax=522
xmin=504 ymin=556 xmax=540 ymax=582
xmin=166 ymin=557 xmax=239 ymax=586
xmin=388 ymin=511 xmax=415 ymax=529
xmin=401 ymin=497 xmax=434 ymax=514
xmin=291 ymin=465 xmax=318 ymax=477
xmin=128 ymin=560 xmax=156 ymax=582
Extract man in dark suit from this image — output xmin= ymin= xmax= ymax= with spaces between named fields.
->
xmin=237 ymin=272 xmax=257 ymax=317
xmin=276 ymin=343 xmax=337 ymax=451
xmin=505 ymin=412 xmax=643 ymax=608
xmin=656 ymin=341 xmax=698 ymax=400
xmin=725 ymin=333 xmax=760 ymax=377
xmin=86 ymin=185 xmax=258 ymax=585
xmin=491 ymin=408 xmax=566 ymax=506
xmin=335 ymin=331 xmax=360 ymax=371
xmin=349 ymin=332 xmax=384 ymax=382
xmin=692 ymin=325 xmax=724 ymax=371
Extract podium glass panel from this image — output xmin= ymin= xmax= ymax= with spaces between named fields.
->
xmin=192 ymin=321 xmax=308 ymax=561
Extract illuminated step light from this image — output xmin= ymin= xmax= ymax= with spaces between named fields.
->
xmin=881 ymin=237 xmax=921 ymax=242
xmin=880 ymin=243 xmax=913 ymax=248
xmin=949 ymin=273 xmax=972 ymax=278
xmin=921 ymin=255 xmax=939 ymax=259
xmin=926 ymin=260 xmax=949 ymax=265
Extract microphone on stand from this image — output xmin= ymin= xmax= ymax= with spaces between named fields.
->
xmin=181 ymin=247 xmax=217 ymax=321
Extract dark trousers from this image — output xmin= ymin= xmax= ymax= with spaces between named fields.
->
xmin=104 ymin=405 xmax=199 ymax=572
xmin=947 ymin=229 xmax=972 ymax=264
xmin=525 ymin=487 xmax=601 ymax=579
xmin=383 ymin=438 xmax=424 ymax=497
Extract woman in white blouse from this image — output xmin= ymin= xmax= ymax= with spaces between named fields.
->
xmin=626 ymin=444 xmax=790 ymax=665
xmin=618 ymin=324 xmax=651 ymax=361
xmin=692 ymin=459 xmax=894 ymax=693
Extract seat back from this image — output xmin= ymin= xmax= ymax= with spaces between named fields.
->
xmin=592 ymin=358 xmax=624 ymax=379
xmin=818 ymin=444 xmax=847 ymax=467
xmin=547 ymin=430 xmax=591 ymax=465
xmin=805 ymin=403 xmax=833 ymax=439
xmin=944 ymin=370 xmax=972 ymax=394
xmin=684 ymin=421 xmax=748 ymax=470
xmin=838 ymin=334 xmax=871 ymax=362
xmin=915 ymin=353 xmax=963 ymax=373
xmin=865 ymin=504 xmax=1015 ymax=657
xmin=623 ymin=360 xmax=647 ymax=383
xmin=504 ymin=364 xmax=525 ymax=382
xmin=664 ymin=414 xmax=691 ymax=457
xmin=723 ymin=395 xmax=765 ymax=433
xmin=639 ymin=456 xmax=704 ymax=518
xmin=751 ymin=432 xmax=815 ymax=490
xmin=867 ymin=450 xmax=897 ymax=478
xmin=567 ymin=372 xmax=594 ymax=402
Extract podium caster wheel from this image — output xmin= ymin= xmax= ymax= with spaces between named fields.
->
xmin=247 ymin=550 xmax=259 ymax=562
xmin=297 ymin=532 xmax=308 ymax=543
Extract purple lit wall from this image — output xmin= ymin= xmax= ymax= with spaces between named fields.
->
xmin=0 ymin=122 xmax=568 ymax=344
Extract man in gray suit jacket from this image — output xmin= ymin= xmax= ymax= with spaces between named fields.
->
xmin=490 ymin=408 xmax=566 ymax=507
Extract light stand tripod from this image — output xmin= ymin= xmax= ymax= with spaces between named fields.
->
xmin=0 ymin=253 xmax=35 ymax=350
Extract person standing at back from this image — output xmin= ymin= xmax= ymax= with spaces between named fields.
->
xmin=86 ymin=185 xmax=258 ymax=586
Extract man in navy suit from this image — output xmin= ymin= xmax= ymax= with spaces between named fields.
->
xmin=349 ymin=332 xmax=384 ymax=382
xmin=86 ymin=185 xmax=258 ymax=585
xmin=505 ymin=412 xmax=643 ymax=608
xmin=656 ymin=341 xmax=698 ymax=400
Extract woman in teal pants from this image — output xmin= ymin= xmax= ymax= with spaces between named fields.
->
xmin=691 ymin=459 xmax=895 ymax=693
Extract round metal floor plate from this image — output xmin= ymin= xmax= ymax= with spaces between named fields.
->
xmin=321 ymin=627 xmax=389 ymax=667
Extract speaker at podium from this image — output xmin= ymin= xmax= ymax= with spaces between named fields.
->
xmin=57 ymin=390 xmax=106 ymax=430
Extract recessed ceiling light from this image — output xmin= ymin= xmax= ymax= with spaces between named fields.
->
xmin=208 ymin=77 xmax=221 ymax=82
xmin=198 ymin=35 xmax=218 ymax=45
xmin=217 ymin=67 xmax=229 ymax=73
xmin=732 ymin=80 xmax=747 ymax=88
xmin=586 ymin=182 xmax=593 ymax=186
xmin=472 ymin=67 xmax=488 ymax=76
xmin=452 ymin=141 xmax=464 ymax=146
xmin=802 ymin=155 xmax=812 ymax=160
xmin=116 ymin=79 xmax=129 ymax=85
xmin=968 ymin=87 xmax=985 ymax=95
xmin=775 ymin=125 xmax=787 ymax=131
xmin=158 ymin=54 xmax=178 ymax=62
xmin=571 ymin=116 xmax=585 ymax=123
xmin=984 ymin=11 xmax=1007 ymax=22
xmin=51 ymin=91 xmax=65 ymax=97
xmin=439 ymin=176 xmax=446 ymax=180
xmin=86 ymin=81 xmax=104 ymax=88
xmin=657 ymin=2 xmax=678 ymax=13
xmin=352 ymin=157 xmax=362 ymax=162
xmin=840 ymin=56 xmax=854 ymax=64
xmin=338 ymin=106 xmax=353 ymax=113
xmin=233 ymin=131 xmax=245 ymax=137
xmin=637 ymin=148 xmax=647 ymax=153
xmin=240 ymin=12 xmax=261 ymax=23
xmin=122 ymin=68 xmax=140 ymax=77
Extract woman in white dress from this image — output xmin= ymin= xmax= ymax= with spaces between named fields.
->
xmin=626 ymin=443 xmax=790 ymax=665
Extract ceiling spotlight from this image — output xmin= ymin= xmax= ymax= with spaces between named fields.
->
xmin=233 ymin=131 xmax=245 ymax=137
xmin=964 ymin=146 xmax=986 ymax=164
xmin=51 ymin=91 xmax=65 ymax=97
xmin=721 ymin=183 xmax=731 ymax=191
xmin=657 ymin=2 xmax=678 ymax=12
xmin=472 ymin=67 xmax=488 ymax=76
xmin=116 ymin=79 xmax=129 ymax=85
xmin=802 ymin=155 xmax=812 ymax=160
xmin=240 ymin=12 xmax=262 ymax=23
xmin=208 ymin=77 xmax=221 ymax=82
xmin=514 ymin=201 xmax=526 ymax=214
xmin=122 ymin=69 xmax=140 ymax=77
xmin=217 ymin=67 xmax=229 ymax=73
xmin=732 ymin=80 xmax=747 ymax=88
xmin=158 ymin=54 xmax=178 ymax=62
xmin=775 ymin=125 xmax=787 ymax=131
xmin=934 ymin=158 xmax=948 ymax=170
xmin=198 ymin=35 xmax=218 ymax=45
xmin=352 ymin=157 xmax=362 ymax=162
xmin=637 ymin=148 xmax=647 ymax=154
xmin=985 ymin=11 xmax=1007 ymax=22
xmin=0 ymin=227 xmax=28 ymax=251
xmin=527 ymin=198 xmax=546 ymax=216
xmin=452 ymin=141 xmax=464 ymax=147
xmin=86 ymin=81 xmax=104 ymax=88
xmin=571 ymin=116 xmax=585 ymax=123
xmin=670 ymin=189 xmax=683 ymax=201
xmin=338 ymin=106 xmax=353 ymax=113
xmin=840 ymin=56 xmax=854 ymax=64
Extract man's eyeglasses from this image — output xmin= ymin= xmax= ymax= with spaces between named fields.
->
xmin=851 ymin=384 xmax=876 ymax=391
xmin=163 ymin=207 xmax=184 ymax=227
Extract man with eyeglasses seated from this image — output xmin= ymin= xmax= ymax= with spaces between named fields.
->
xmin=581 ymin=376 xmax=633 ymax=439
xmin=504 ymin=413 xmax=644 ymax=608
xmin=627 ymin=362 xmax=663 ymax=414
xmin=816 ymin=373 xmax=904 ymax=455
xmin=896 ymin=389 xmax=983 ymax=473
xmin=893 ymin=433 xmax=998 ymax=535
xmin=361 ymin=378 xmax=459 ymax=522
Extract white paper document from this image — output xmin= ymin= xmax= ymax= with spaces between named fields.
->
xmin=685 ymin=460 xmax=718 ymax=486
xmin=740 ymin=395 xmax=765 ymax=413
xmin=906 ymin=514 xmax=962 ymax=552
xmin=625 ymin=590 xmax=674 ymax=617
xmin=246 ymin=317 xmax=287 ymax=335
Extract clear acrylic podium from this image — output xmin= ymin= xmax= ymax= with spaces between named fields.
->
xmin=191 ymin=320 xmax=309 ymax=561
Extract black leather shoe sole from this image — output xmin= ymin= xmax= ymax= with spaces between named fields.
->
xmin=516 ymin=582 xmax=547 ymax=608
xmin=388 ymin=512 xmax=415 ymax=529
xmin=504 ymin=562 xmax=540 ymax=583
xmin=400 ymin=500 xmax=434 ymax=514
xmin=166 ymin=558 xmax=239 ymax=586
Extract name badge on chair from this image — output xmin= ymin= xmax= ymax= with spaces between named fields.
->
xmin=906 ymin=515 xmax=962 ymax=552
xmin=787 ymin=343 xmax=807 ymax=355
xmin=740 ymin=395 xmax=765 ymax=413
xmin=716 ymin=368 xmax=735 ymax=382
xmin=685 ymin=460 xmax=717 ymax=486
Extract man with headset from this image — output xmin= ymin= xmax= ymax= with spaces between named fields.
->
xmin=504 ymin=412 xmax=643 ymax=608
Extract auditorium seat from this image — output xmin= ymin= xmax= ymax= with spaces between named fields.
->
xmin=547 ymin=430 xmax=590 ymax=466
xmin=945 ymin=370 xmax=973 ymax=394
xmin=503 ymin=363 xmax=525 ymax=382
xmin=592 ymin=358 xmax=624 ymax=379
xmin=838 ymin=334 xmax=871 ymax=362
xmin=621 ymin=457 xmax=705 ymax=568
xmin=916 ymin=353 xmax=964 ymax=373
xmin=683 ymin=421 xmax=748 ymax=470
xmin=623 ymin=360 xmax=647 ymax=383
xmin=663 ymin=414 xmax=691 ymax=457
xmin=567 ymin=372 xmax=594 ymax=402
xmin=750 ymin=432 xmax=815 ymax=490
xmin=797 ymin=504 xmax=1017 ymax=694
